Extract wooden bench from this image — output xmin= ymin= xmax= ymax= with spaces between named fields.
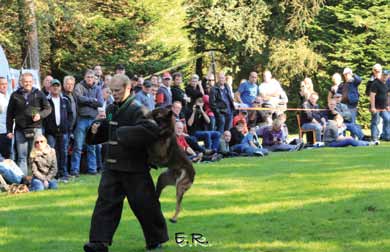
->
xmin=296 ymin=113 xmax=316 ymax=144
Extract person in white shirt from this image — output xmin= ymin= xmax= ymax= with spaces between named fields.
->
xmin=259 ymin=70 xmax=288 ymax=109
xmin=0 ymin=77 xmax=12 ymax=158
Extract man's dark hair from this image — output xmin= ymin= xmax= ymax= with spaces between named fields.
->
xmin=172 ymin=72 xmax=182 ymax=80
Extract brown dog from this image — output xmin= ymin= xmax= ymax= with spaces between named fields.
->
xmin=147 ymin=108 xmax=195 ymax=223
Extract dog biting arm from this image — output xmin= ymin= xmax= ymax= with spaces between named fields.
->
xmin=116 ymin=119 xmax=160 ymax=148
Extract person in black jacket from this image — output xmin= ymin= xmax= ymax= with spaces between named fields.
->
xmin=83 ymin=74 xmax=168 ymax=252
xmin=6 ymin=72 xmax=52 ymax=175
xmin=44 ymin=79 xmax=73 ymax=181
xmin=209 ymin=72 xmax=235 ymax=133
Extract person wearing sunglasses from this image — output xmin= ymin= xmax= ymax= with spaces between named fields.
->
xmin=29 ymin=134 xmax=58 ymax=191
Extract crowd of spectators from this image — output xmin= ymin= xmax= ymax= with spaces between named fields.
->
xmin=1 ymin=62 xmax=389 ymax=191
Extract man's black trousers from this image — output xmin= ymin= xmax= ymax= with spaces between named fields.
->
xmin=89 ymin=169 xmax=169 ymax=247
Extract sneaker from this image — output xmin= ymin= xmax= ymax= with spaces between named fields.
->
xmin=59 ymin=176 xmax=69 ymax=183
xmin=253 ymin=151 xmax=264 ymax=157
xmin=83 ymin=242 xmax=109 ymax=252
xmin=296 ymin=142 xmax=305 ymax=151
xmin=70 ymin=172 xmax=80 ymax=178
xmin=370 ymin=140 xmax=380 ymax=146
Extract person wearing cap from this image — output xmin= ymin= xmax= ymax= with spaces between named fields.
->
xmin=235 ymin=71 xmax=259 ymax=107
xmin=156 ymin=72 xmax=173 ymax=108
xmin=369 ymin=63 xmax=390 ymax=141
xmin=6 ymin=72 xmax=52 ymax=175
xmin=209 ymin=72 xmax=235 ymax=133
xmin=337 ymin=67 xmax=362 ymax=123
xmin=135 ymin=80 xmax=155 ymax=111
xmin=115 ymin=64 xmax=126 ymax=75
xmin=44 ymin=79 xmax=73 ymax=181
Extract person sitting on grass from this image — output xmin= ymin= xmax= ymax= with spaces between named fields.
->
xmin=0 ymin=155 xmax=25 ymax=184
xmin=29 ymin=134 xmax=58 ymax=191
xmin=324 ymin=114 xmax=370 ymax=148
xmin=218 ymin=131 xmax=239 ymax=157
xmin=229 ymin=120 xmax=266 ymax=156
xmin=241 ymin=125 xmax=269 ymax=155
xmin=262 ymin=118 xmax=304 ymax=152
xmin=175 ymin=121 xmax=203 ymax=162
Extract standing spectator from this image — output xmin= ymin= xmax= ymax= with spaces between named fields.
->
xmin=0 ymin=77 xmax=12 ymax=159
xmin=185 ymin=74 xmax=205 ymax=107
xmin=209 ymin=72 xmax=235 ymax=133
xmin=6 ymin=72 xmax=52 ymax=175
xmin=44 ymin=79 xmax=73 ymax=181
xmin=135 ymin=80 xmax=155 ymax=111
xmin=235 ymin=71 xmax=259 ymax=107
xmin=115 ymin=64 xmax=126 ymax=75
xmin=186 ymin=96 xmax=221 ymax=153
xmin=203 ymin=73 xmax=215 ymax=94
xmin=299 ymin=77 xmax=314 ymax=103
xmin=150 ymin=74 xmax=159 ymax=87
xmin=41 ymin=75 xmax=53 ymax=96
xmin=369 ymin=63 xmax=390 ymax=142
xmin=171 ymin=72 xmax=190 ymax=108
xmin=300 ymin=92 xmax=325 ymax=142
xmin=70 ymin=70 xmax=103 ymax=176
xmin=104 ymin=75 xmax=112 ymax=88
xmin=63 ymin=76 xmax=77 ymax=132
xmin=29 ymin=134 xmax=58 ymax=191
xmin=131 ymin=75 xmax=142 ymax=94
xmin=259 ymin=70 xmax=286 ymax=108
xmin=101 ymin=86 xmax=114 ymax=110
xmin=328 ymin=73 xmax=342 ymax=103
xmin=337 ymin=67 xmax=362 ymax=123
xmin=94 ymin=65 xmax=104 ymax=87
xmin=156 ymin=72 xmax=173 ymax=108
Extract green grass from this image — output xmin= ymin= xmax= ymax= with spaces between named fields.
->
xmin=2 ymin=145 xmax=390 ymax=252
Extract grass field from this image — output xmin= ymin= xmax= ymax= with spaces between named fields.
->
xmin=1 ymin=145 xmax=390 ymax=252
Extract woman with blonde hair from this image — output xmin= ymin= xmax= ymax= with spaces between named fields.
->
xmin=30 ymin=134 xmax=58 ymax=191
xmin=328 ymin=73 xmax=342 ymax=103
xmin=299 ymin=77 xmax=314 ymax=102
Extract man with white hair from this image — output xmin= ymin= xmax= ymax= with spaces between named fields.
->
xmin=337 ymin=67 xmax=362 ymax=123
xmin=369 ymin=63 xmax=390 ymax=142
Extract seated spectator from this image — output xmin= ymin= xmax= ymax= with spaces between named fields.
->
xmin=229 ymin=120 xmax=266 ymax=156
xmin=328 ymin=73 xmax=342 ymax=103
xmin=233 ymin=110 xmax=249 ymax=135
xmin=218 ymin=131 xmax=238 ymax=157
xmin=0 ymin=156 xmax=24 ymax=184
xmin=301 ymin=92 xmax=325 ymax=142
xmin=241 ymin=126 xmax=269 ymax=155
xmin=175 ymin=121 xmax=203 ymax=162
xmin=29 ymin=135 xmax=58 ymax=191
xmin=202 ymin=95 xmax=215 ymax=131
xmin=329 ymin=95 xmax=365 ymax=140
xmin=324 ymin=114 xmax=369 ymax=147
xmin=262 ymin=119 xmax=304 ymax=152
xmin=186 ymin=96 xmax=221 ymax=153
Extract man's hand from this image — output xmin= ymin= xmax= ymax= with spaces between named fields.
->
xmin=6 ymin=133 xmax=13 ymax=139
xmin=91 ymin=122 xmax=101 ymax=135
xmin=386 ymin=106 xmax=390 ymax=111
xmin=32 ymin=113 xmax=41 ymax=122
xmin=371 ymin=107 xmax=377 ymax=113
xmin=43 ymin=180 xmax=49 ymax=188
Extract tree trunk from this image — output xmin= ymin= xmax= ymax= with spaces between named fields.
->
xmin=17 ymin=0 xmax=40 ymax=71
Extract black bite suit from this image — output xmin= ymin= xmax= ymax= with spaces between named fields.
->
xmin=86 ymin=96 xmax=168 ymax=248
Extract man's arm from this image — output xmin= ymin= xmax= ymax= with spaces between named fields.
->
xmin=38 ymin=93 xmax=52 ymax=119
xmin=6 ymin=94 xmax=15 ymax=134
xmin=74 ymin=84 xmax=97 ymax=106
xmin=370 ymin=92 xmax=376 ymax=113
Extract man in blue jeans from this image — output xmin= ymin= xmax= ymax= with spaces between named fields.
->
xmin=186 ymin=96 xmax=221 ymax=152
xmin=71 ymin=70 xmax=103 ymax=176
xmin=6 ymin=72 xmax=52 ymax=175
xmin=369 ymin=63 xmax=390 ymax=142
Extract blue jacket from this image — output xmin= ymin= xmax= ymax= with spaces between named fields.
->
xmin=44 ymin=95 xmax=73 ymax=135
xmin=337 ymin=74 xmax=361 ymax=108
